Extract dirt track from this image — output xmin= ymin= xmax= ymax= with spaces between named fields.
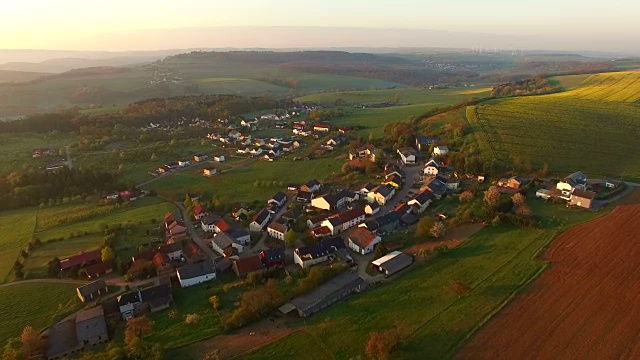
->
xmin=403 ymin=223 xmax=485 ymax=254
xmin=456 ymin=205 xmax=640 ymax=360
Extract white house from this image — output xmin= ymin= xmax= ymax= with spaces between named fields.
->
xmin=310 ymin=190 xmax=356 ymax=211
xmin=347 ymin=227 xmax=382 ymax=255
xmin=556 ymin=171 xmax=588 ymax=197
xmin=293 ymin=238 xmax=344 ymax=268
xmin=320 ymin=207 xmax=365 ymax=235
xmin=267 ymin=221 xmax=288 ymax=241
xmin=423 ymin=158 xmax=442 ymax=176
xmin=397 ymin=147 xmax=417 ymax=165
xmin=177 ymin=261 xmax=216 ymax=288
xmin=433 ymin=146 xmax=449 ymax=156
xmin=365 ymin=202 xmax=380 ymax=216
xmin=250 ymin=210 xmax=271 ymax=232
xmin=269 ymin=192 xmax=287 ymax=207
xmin=178 ymin=160 xmax=191 ymax=167
xmin=407 ymin=190 xmax=435 ymax=213
xmin=213 ymin=155 xmax=225 ymax=162
xmin=367 ymin=185 xmax=396 ymax=206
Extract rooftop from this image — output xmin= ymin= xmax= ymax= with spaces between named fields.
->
xmin=348 ymin=227 xmax=379 ymax=249
xmin=178 ymin=261 xmax=216 ymax=280
xmin=289 ymin=272 xmax=365 ymax=315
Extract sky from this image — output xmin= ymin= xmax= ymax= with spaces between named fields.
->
xmin=0 ymin=0 xmax=638 ymax=52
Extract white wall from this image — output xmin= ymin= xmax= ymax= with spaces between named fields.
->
xmin=179 ymin=273 xmax=216 ymax=288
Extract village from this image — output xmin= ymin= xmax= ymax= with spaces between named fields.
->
xmin=39 ymin=107 xmax=626 ymax=359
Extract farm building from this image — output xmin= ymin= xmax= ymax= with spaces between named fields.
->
xmin=283 ymin=272 xmax=367 ymax=317
xmin=569 ymin=189 xmax=596 ymax=209
xmin=371 ymin=251 xmax=413 ymax=276
xmin=433 ymin=146 xmax=449 ymax=156
xmin=76 ymin=280 xmax=108 ymax=302
xmin=177 ymin=261 xmax=217 ymax=288
xmin=557 ymin=171 xmax=588 ymax=196
xmin=347 ymin=227 xmax=381 ymax=255
xmin=536 ymin=189 xmax=553 ymax=200
xmin=294 ymin=237 xmax=345 ymax=268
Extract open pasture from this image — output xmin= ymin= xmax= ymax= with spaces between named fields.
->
xmin=458 ymin=205 xmax=640 ymax=360
xmin=567 ymin=71 xmax=640 ymax=102
xmin=296 ymin=87 xmax=490 ymax=105
xmin=0 ymin=208 xmax=37 ymax=282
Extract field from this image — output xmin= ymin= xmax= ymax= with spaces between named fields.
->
xmin=467 ymin=71 xmax=640 ymax=179
xmin=0 ymin=282 xmax=81 ymax=346
xmin=296 ymin=87 xmax=491 ymax=105
xmin=243 ymin=202 xmax=606 ymax=360
xmin=0 ymin=208 xmax=38 ymax=282
xmin=549 ymin=73 xmax=591 ymax=89
xmin=0 ymin=132 xmax=76 ymax=174
xmin=457 ymin=205 xmax=640 ymax=360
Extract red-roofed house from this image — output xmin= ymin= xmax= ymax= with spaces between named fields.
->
xmin=60 ymin=250 xmax=102 ymax=271
xmin=232 ymin=256 xmax=265 ymax=278
xmin=312 ymin=226 xmax=332 ymax=239
xmin=168 ymin=224 xmax=187 ymax=239
xmin=347 ymin=227 xmax=381 ymax=255
xmin=84 ymin=261 xmax=114 ymax=279
xmin=164 ymin=213 xmax=175 ymax=228
xmin=193 ymin=204 xmax=209 ymax=220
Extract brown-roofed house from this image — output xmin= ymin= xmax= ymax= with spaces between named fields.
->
xmin=152 ymin=252 xmax=174 ymax=276
xmin=75 ymin=306 xmax=109 ymax=347
xmin=347 ymin=227 xmax=382 ymax=255
xmin=232 ymin=255 xmax=265 ymax=278
xmin=83 ymin=261 xmax=113 ymax=279
xmin=569 ymin=188 xmax=596 ymax=209
xmin=60 ymin=250 xmax=102 ymax=272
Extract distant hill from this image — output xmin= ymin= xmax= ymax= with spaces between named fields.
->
xmin=0 ymin=70 xmax=48 ymax=84
xmin=0 ymin=57 xmax=152 ymax=74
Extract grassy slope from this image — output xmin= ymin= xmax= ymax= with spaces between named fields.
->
xmin=0 ymin=283 xmax=80 ymax=345
xmin=0 ymin=208 xmax=37 ymax=282
xmin=549 ymin=74 xmax=591 ymax=89
xmin=242 ymin=203 xmax=606 ymax=359
xmin=0 ymin=132 xmax=77 ymax=175
xmin=296 ymin=87 xmax=490 ymax=105
xmin=467 ymin=71 xmax=640 ymax=179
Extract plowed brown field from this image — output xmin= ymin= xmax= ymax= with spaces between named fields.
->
xmin=457 ymin=205 xmax=640 ymax=360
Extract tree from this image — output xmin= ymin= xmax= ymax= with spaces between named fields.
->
xmin=430 ymin=222 xmax=446 ymax=238
xmin=415 ymin=217 xmax=435 ymax=238
xmin=124 ymin=316 xmax=153 ymax=347
xmin=341 ymin=163 xmax=352 ymax=175
xmin=183 ymin=194 xmax=193 ymax=209
xmin=20 ymin=326 xmax=44 ymax=358
xmin=365 ymin=331 xmax=389 ymax=360
xmin=459 ymin=190 xmax=474 ymax=203
xmin=372 ymin=243 xmax=388 ymax=259
xmin=284 ymin=230 xmax=297 ymax=248
xmin=101 ymin=246 xmax=114 ymax=262
xmin=202 ymin=349 xmax=222 ymax=360
xmin=209 ymin=295 xmax=221 ymax=313
xmin=511 ymin=193 xmax=526 ymax=207
xmin=483 ymin=186 xmax=501 ymax=209
xmin=434 ymin=244 xmax=449 ymax=254
xmin=451 ymin=280 xmax=472 ymax=297
xmin=418 ymin=248 xmax=432 ymax=260
xmin=515 ymin=204 xmax=532 ymax=217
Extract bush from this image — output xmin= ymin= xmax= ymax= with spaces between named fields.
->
xmin=434 ymin=244 xmax=449 ymax=254
xmin=184 ymin=313 xmax=200 ymax=324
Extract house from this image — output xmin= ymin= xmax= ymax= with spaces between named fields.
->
xmin=260 ymin=249 xmax=286 ymax=268
xmin=371 ymin=251 xmax=413 ymax=276
xmin=46 ymin=319 xmax=84 ymax=360
xmin=326 ymin=136 xmax=345 ymax=146
xmin=313 ymin=123 xmax=330 ymax=132
xmin=385 ymin=162 xmax=405 ymax=178
xmin=200 ymin=215 xmax=221 ymax=232
xmin=232 ymin=255 xmax=265 ymax=278
xmin=347 ymin=227 xmax=382 ymax=255
xmin=158 ymin=242 xmax=184 ymax=260
xmin=425 ymin=177 xmax=448 ymax=199
xmin=75 ymin=306 xmax=109 ymax=347
xmin=269 ymin=192 xmax=287 ymax=207
xmin=359 ymin=183 xmax=377 ymax=196
xmin=285 ymin=272 xmax=366 ymax=317
xmin=231 ymin=203 xmax=249 ymax=219
xmin=294 ymin=237 xmax=345 ymax=268
xmin=394 ymin=203 xmax=411 ymax=216
xmin=433 ymin=146 xmax=449 ymax=156
xmin=226 ymin=228 xmax=252 ymax=246
xmin=397 ymin=147 xmax=417 ymax=165
xmin=365 ymin=202 xmax=380 ymax=216
xmin=312 ymin=226 xmax=332 ymax=239
xmin=177 ymin=261 xmax=217 ymax=288
xmin=178 ymin=160 xmax=191 ymax=167
xmin=213 ymin=155 xmax=225 ymax=162
xmin=307 ymin=214 xmax=326 ymax=229
xmin=194 ymin=154 xmax=209 ymax=162
xmin=569 ymin=188 xmax=596 ymax=209
xmin=83 ymin=261 xmax=114 ymax=279
xmin=228 ymin=130 xmax=241 ymax=139
xmin=321 ymin=207 xmax=366 ymax=235
xmin=60 ymin=250 xmax=102 ymax=272
xmin=498 ymin=176 xmax=526 ymax=190
xmin=76 ymin=280 xmax=108 ymax=302
xmin=117 ymin=283 xmax=173 ymax=320
xmin=281 ymin=209 xmax=303 ymax=222
xmin=382 ymin=173 xmax=402 ymax=189
xmin=193 ymin=204 xmax=209 ymax=220
xmin=300 ymin=179 xmax=321 ymax=193
xmin=423 ymin=158 xmax=442 ymax=176
xmin=267 ymin=219 xmax=289 ymax=241
xmin=250 ymin=209 xmax=271 ymax=232
xmin=168 ymin=223 xmax=187 ymax=239
xmin=415 ymin=136 xmax=439 ymax=151
xmin=349 ymin=144 xmax=377 ymax=162
xmin=408 ymin=190 xmax=435 ymax=213
xmin=296 ymin=190 xmax=313 ymax=203
xmin=203 ymin=167 xmax=217 ymax=176
xmin=152 ymin=253 xmax=174 ymax=276
xmin=557 ymin=171 xmax=588 ymax=195
xmin=400 ymin=212 xmax=419 ymax=226
xmin=211 ymin=233 xmax=235 ymax=256
xmin=376 ymin=211 xmax=400 ymax=233
xmin=311 ymin=190 xmax=357 ymax=211
xmin=367 ymin=185 xmax=396 ymax=205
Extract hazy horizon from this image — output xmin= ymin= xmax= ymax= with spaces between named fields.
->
xmin=1 ymin=0 xmax=639 ymax=54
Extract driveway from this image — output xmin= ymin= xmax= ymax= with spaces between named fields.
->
xmin=174 ymin=202 xmax=219 ymax=260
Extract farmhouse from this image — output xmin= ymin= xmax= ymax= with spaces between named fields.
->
xmin=117 ymin=283 xmax=173 ymax=320
xmin=498 ymin=176 xmax=526 ymax=190
xmin=250 ymin=209 xmax=271 ymax=232
xmin=347 ymin=227 xmax=381 ymax=255
xmin=371 ymin=251 xmax=413 ymax=276
xmin=415 ymin=136 xmax=439 ymax=151
xmin=433 ymin=146 xmax=449 ymax=156
xmin=349 ymin=144 xmax=378 ymax=162
xmin=83 ymin=261 xmax=113 ymax=279
xmin=285 ymin=272 xmax=367 ymax=317
xmin=269 ymin=192 xmax=287 ymax=207
xmin=397 ymin=147 xmax=417 ymax=165
xmin=408 ymin=190 xmax=435 ymax=213
xmin=314 ymin=123 xmax=331 ymax=132
xmin=60 ymin=250 xmax=101 ymax=272
xmin=300 ymin=179 xmax=322 ymax=193
xmin=423 ymin=158 xmax=442 ymax=176
xmin=296 ymin=190 xmax=313 ymax=203
xmin=367 ymin=184 xmax=396 ymax=205
xmin=267 ymin=219 xmax=289 ymax=240
xmin=320 ymin=207 xmax=366 ymax=235
xmin=177 ymin=261 xmax=217 ymax=288
xmin=76 ymin=280 xmax=108 ymax=302
xmin=569 ymin=188 xmax=596 ymax=209
xmin=232 ymin=255 xmax=265 ymax=278
xmin=311 ymin=190 xmax=357 ymax=211
xmin=158 ymin=242 xmax=183 ymax=260
xmin=294 ymin=237 xmax=345 ymax=268
xmin=211 ymin=232 xmax=234 ymax=256
xmin=557 ymin=171 xmax=588 ymax=196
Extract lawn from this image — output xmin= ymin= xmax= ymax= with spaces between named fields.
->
xmin=0 ymin=282 xmax=81 ymax=346
xmin=0 ymin=208 xmax=37 ymax=282
xmin=242 ymin=202 xmax=606 ymax=359
xmin=466 ymin=71 xmax=640 ymax=179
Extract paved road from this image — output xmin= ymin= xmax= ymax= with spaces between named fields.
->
xmin=0 ymin=276 xmax=152 ymax=289
xmin=252 ymin=196 xmax=295 ymax=253
xmin=376 ymin=163 xmax=423 ymax=215
xmin=174 ymin=202 xmax=219 ymax=260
